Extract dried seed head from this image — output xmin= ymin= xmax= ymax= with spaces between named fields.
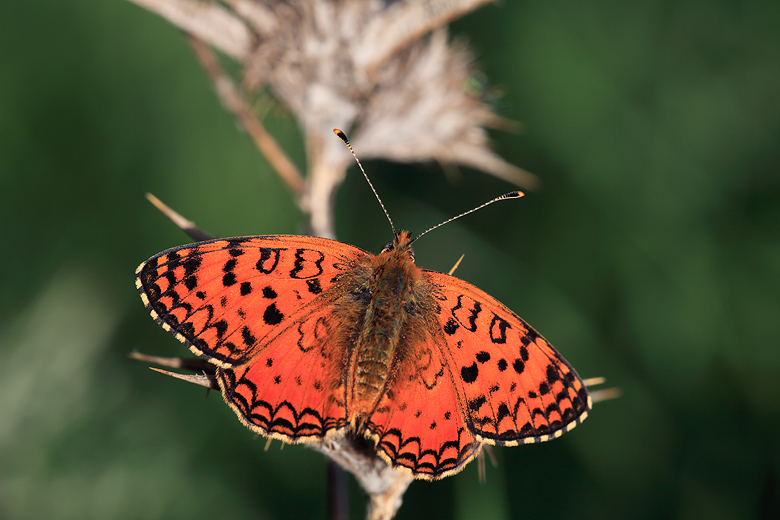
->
xmin=128 ymin=0 xmax=534 ymax=237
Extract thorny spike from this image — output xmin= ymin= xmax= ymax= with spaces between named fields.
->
xmin=148 ymin=367 xmax=218 ymax=390
xmin=145 ymin=193 xmax=216 ymax=242
xmin=582 ymin=377 xmax=621 ymax=404
xmin=333 ymin=129 xmax=397 ymax=235
xmin=447 ymin=253 xmax=465 ymax=276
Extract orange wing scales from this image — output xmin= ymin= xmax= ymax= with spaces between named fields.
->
xmin=136 ymin=232 xmax=591 ymax=479
xmin=136 ymin=236 xmax=367 ymax=441
xmin=365 ymin=341 xmax=482 ymax=478
xmin=426 ymin=271 xmax=591 ymax=446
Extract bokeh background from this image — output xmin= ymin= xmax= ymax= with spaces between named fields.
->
xmin=2 ymin=1 xmax=779 ymax=519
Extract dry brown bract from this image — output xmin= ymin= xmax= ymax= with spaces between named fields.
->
xmin=128 ymin=0 xmax=534 ymax=240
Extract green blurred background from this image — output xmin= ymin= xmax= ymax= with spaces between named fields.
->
xmin=2 ymin=1 xmax=779 ymax=518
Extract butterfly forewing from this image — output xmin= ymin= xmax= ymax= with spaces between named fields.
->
xmin=136 ymin=236 xmax=369 ymax=367
xmin=423 ymin=271 xmax=591 ymax=445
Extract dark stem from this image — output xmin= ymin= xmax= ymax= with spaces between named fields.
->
xmin=328 ymin=459 xmax=350 ymax=520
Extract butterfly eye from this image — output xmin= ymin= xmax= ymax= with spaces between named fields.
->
xmin=408 ymin=249 xmax=415 ymax=262
xmin=381 ymin=241 xmax=394 ymax=253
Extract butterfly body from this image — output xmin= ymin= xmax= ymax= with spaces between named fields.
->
xmin=137 ymin=231 xmax=590 ymax=479
xmin=342 ymin=230 xmax=431 ymax=422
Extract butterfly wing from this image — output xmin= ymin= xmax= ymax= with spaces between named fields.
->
xmin=136 ymin=235 xmax=370 ymax=442
xmin=364 ymin=335 xmax=482 ymax=479
xmin=423 ymin=270 xmax=591 ymax=446
xmin=216 ymin=303 xmax=351 ymax=441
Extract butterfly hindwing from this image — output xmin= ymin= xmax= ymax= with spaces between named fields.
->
xmin=217 ymin=304 xmax=351 ymax=441
xmin=364 ymin=332 xmax=482 ymax=479
xmin=423 ymin=271 xmax=591 ymax=445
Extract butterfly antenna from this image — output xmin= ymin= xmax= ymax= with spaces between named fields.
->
xmin=333 ymin=129 xmax=396 ymax=235
xmin=411 ymin=191 xmax=524 ymax=245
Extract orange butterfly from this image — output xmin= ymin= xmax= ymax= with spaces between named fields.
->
xmin=136 ymin=131 xmax=590 ymax=480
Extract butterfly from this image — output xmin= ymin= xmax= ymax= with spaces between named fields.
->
xmin=135 ymin=132 xmax=591 ymax=480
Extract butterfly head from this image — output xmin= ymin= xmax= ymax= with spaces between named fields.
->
xmin=380 ymin=230 xmax=416 ymax=262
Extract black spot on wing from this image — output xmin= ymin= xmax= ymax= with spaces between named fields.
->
xmin=497 ymin=403 xmax=510 ymax=423
xmin=476 ymin=351 xmax=490 ymax=363
xmin=211 ymin=319 xmax=228 ymax=339
xmin=241 ymin=326 xmax=256 ymax=347
xmin=443 ymin=317 xmax=459 ymax=335
xmin=461 ymin=363 xmax=478 ymax=383
xmin=520 ymin=345 xmax=529 ymax=361
xmin=263 ymin=303 xmax=284 ymax=325
xmin=469 ymin=395 xmax=486 ymax=412
xmin=306 ymin=278 xmax=322 ymax=294
xmin=489 ymin=314 xmax=510 ymax=343
xmin=223 ymin=258 xmax=237 ymax=272
xmin=181 ymin=254 xmax=201 ymax=274
xmin=184 ymin=275 xmax=198 ymax=290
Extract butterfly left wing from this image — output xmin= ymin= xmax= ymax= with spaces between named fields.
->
xmin=136 ymin=235 xmax=371 ymax=443
xmin=422 ymin=270 xmax=591 ymax=446
xmin=136 ymin=235 xmax=369 ymax=367
xmin=215 ymin=302 xmax=353 ymax=442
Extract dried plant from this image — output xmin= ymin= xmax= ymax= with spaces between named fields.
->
xmin=129 ymin=0 xmax=535 ymax=238
xmin=126 ymin=1 xmax=541 ymax=518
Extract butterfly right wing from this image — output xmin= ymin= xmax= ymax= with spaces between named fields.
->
xmin=423 ymin=270 xmax=591 ymax=445
xmin=136 ymin=235 xmax=370 ymax=442
xmin=363 ymin=333 xmax=483 ymax=479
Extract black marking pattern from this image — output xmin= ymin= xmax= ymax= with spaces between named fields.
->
xmin=489 ymin=314 xmax=510 ymax=343
xmin=370 ymin=423 xmax=481 ymax=479
xmin=135 ymin=236 xmax=368 ymax=368
xmin=451 ymin=295 xmax=481 ymax=332
xmin=306 ymin=278 xmax=323 ymax=294
xmin=219 ymin=367 xmax=348 ymax=440
xmin=443 ymin=317 xmax=459 ymax=335
xmin=263 ymin=303 xmax=284 ymax=325
xmin=289 ymin=248 xmax=325 ymax=279
xmin=425 ymin=271 xmax=591 ymax=448
xmin=461 ymin=363 xmax=478 ymax=383
xmin=256 ymin=248 xmax=283 ymax=274
xmin=137 ymin=235 xmax=589 ymax=479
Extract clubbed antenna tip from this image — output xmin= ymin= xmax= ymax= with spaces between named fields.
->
xmin=412 ymin=191 xmax=524 ymax=244
xmin=333 ymin=129 xmax=524 ymax=245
